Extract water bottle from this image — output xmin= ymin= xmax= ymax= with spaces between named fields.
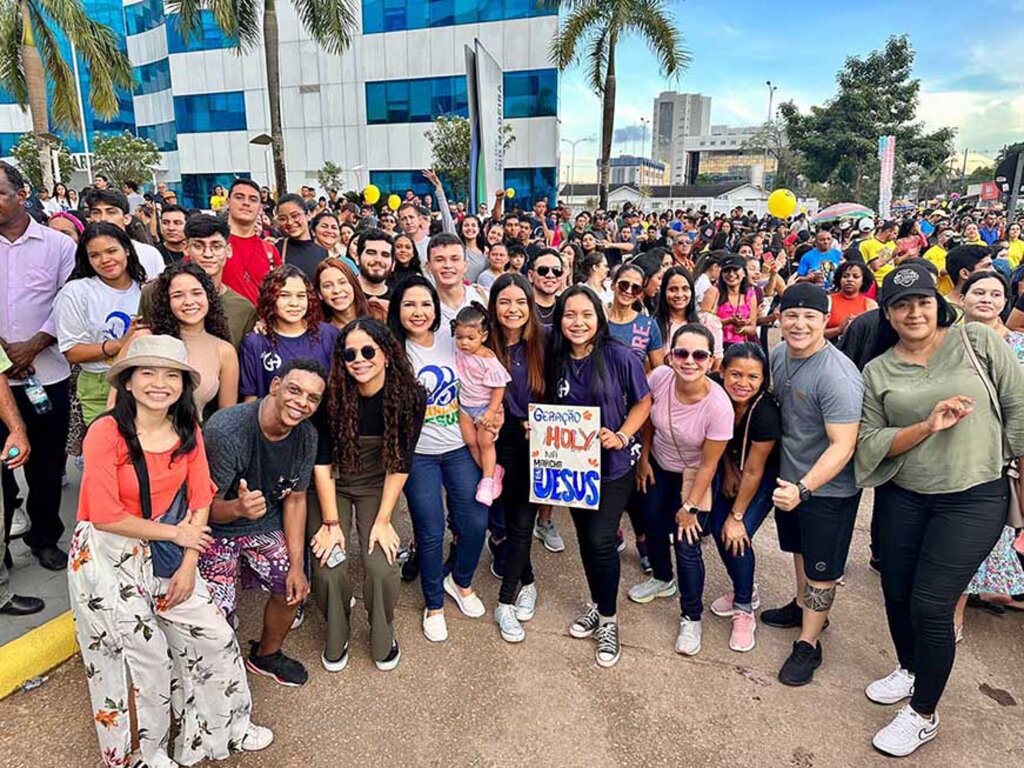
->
xmin=24 ymin=376 xmax=52 ymax=415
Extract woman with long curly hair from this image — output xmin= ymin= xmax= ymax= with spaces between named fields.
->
xmin=314 ymin=257 xmax=371 ymax=328
xmin=308 ymin=318 xmax=426 ymax=671
xmin=387 ymin=232 xmax=422 ymax=289
xmin=240 ymin=265 xmax=338 ymax=400
xmin=147 ymin=261 xmax=240 ymax=414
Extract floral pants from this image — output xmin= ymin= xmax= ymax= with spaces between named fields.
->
xmin=68 ymin=522 xmax=253 ymax=768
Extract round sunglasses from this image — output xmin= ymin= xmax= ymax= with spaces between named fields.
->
xmin=616 ymin=279 xmax=643 ymax=296
xmin=342 ymin=345 xmax=378 ymax=363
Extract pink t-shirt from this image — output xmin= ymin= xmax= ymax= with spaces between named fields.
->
xmin=716 ymin=288 xmax=757 ymax=345
xmin=648 ymin=366 xmax=734 ymax=472
xmin=456 ymin=350 xmax=512 ymax=408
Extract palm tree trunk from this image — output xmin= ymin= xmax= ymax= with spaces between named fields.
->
xmin=598 ymin=37 xmax=616 ymax=210
xmin=263 ymin=0 xmax=287 ymax=196
xmin=20 ymin=0 xmax=53 ymax=192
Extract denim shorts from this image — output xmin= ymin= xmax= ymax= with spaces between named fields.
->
xmin=460 ymin=402 xmax=490 ymax=423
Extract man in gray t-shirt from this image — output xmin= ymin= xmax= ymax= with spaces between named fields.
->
xmin=761 ymin=284 xmax=864 ymax=688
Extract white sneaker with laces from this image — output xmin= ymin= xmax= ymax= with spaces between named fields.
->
xmin=533 ymin=518 xmax=565 ymax=553
xmin=866 ymin=667 xmax=915 ymax=705
xmin=241 ymin=723 xmax=275 ymax=751
xmin=422 ymin=609 xmax=448 ymax=642
xmin=494 ymin=603 xmax=525 ymax=643
xmin=872 ymin=705 xmax=938 ymax=757
xmin=9 ymin=507 xmax=29 ymax=538
xmin=443 ymin=574 xmax=485 ymax=617
xmin=674 ymin=617 xmax=702 ymax=656
xmin=627 ymin=577 xmax=677 ymax=604
xmin=514 ymin=583 xmax=537 ymax=622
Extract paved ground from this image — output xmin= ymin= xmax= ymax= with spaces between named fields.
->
xmin=1 ymin=492 xmax=1021 ymax=768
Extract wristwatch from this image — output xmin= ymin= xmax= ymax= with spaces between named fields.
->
xmin=797 ymin=482 xmax=812 ymax=501
xmin=681 ymin=501 xmax=697 ymax=515
xmin=731 ymin=511 xmax=744 ymax=522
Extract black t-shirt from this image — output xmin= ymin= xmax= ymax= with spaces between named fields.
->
xmin=837 ymin=308 xmax=882 ymax=371
xmin=727 ymin=393 xmax=781 ymax=479
xmin=158 ymin=242 xmax=187 ymax=266
xmin=316 ymin=388 xmax=425 ymax=472
xmin=278 ymin=238 xmax=328 ymax=281
xmin=536 ymin=300 xmax=557 ymax=329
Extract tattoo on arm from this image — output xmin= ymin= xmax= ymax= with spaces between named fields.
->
xmin=803 ymin=583 xmax=836 ymax=613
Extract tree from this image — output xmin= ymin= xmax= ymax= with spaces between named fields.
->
xmin=423 ymin=115 xmax=515 ymax=203
xmin=996 ymin=142 xmax=1024 ymax=168
xmin=0 ymin=0 xmax=133 ymax=193
xmin=10 ymin=132 xmax=73 ymax=189
xmin=550 ymin=0 xmax=688 ymax=208
xmin=779 ymin=35 xmax=955 ymax=206
xmin=171 ymin=0 xmax=357 ymax=196
xmin=317 ymin=160 xmax=344 ymax=192
xmin=742 ymin=119 xmax=799 ymax=190
xmin=91 ymin=131 xmax=162 ymax=186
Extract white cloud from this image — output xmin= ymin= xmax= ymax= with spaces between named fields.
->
xmin=917 ymin=88 xmax=1024 ymax=156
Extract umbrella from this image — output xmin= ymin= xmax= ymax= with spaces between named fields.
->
xmin=810 ymin=203 xmax=874 ymax=224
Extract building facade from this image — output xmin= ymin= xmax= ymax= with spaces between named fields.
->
xmin=0 ymin=0 xmax=560 ymax=209
xmin=682 ymin=124 xmax=778 ymax=188
xmin=650 ymin=91 xmax=711 ymax=185
xmin=607 ymin=155 xmax=667 ymax=187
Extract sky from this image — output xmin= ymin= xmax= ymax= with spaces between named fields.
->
xmin=556 ymin=0 xmax=1024 ymax=183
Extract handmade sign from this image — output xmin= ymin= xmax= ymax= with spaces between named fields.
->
xmin=528 ymin=403 xmax=601 ymax=510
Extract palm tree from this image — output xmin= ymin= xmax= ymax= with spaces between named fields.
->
xmin=550 ymin=0 xmax=688 ymax=208
xmin=170 ymin=0 xmax=357 ymax=196
xmin=0 ymin=0 xmax=132 ymax=192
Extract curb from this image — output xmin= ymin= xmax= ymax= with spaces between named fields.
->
xmin=0 ymin=611 xmax=77 ymax=699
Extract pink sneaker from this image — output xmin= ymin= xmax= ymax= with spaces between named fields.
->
xmin=493 ymin=465 xmax=505 ymax=499
xmin=475 ymin=477 xmax=495 ymax=506
xmin=729 ymin=611 xmax=756 ymax=652
xmin=710 ymin=584 xmax=761 ymax=617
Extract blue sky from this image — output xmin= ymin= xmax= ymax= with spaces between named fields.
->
xmin=557 ymin=0 xmax=1024 ymax=181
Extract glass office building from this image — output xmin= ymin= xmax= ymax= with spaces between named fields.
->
xmin=0 ymin=0 xmax=560 ymax=209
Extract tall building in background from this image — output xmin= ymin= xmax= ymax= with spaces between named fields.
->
xmin=651 ymin=91 xmax=711 ymax=185
xmin=0 ymin=0 xmax=560 ymax=209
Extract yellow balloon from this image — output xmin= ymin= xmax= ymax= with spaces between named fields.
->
xmin=505 ymin=187 xmax=515 ymax=199
xmin=767 ymin=188 xmax=797 ymax=218
xmin=387 ymin=194 xmax=401 ymax=211
xmin=363 ymin=184 xmax=381 ymax=205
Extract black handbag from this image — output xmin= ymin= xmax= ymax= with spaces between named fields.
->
xmin=129 ymin=449 xmax=189 ymax=578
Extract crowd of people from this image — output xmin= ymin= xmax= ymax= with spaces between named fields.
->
xmin=0 ymin=162 xmax=1022 ymax=766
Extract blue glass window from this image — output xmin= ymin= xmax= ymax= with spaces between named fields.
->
xmin=362 ymin=0 xmax=557 ymax=33
xmin=181 ymin=172 xmax=249 ymax=210
xmin=173 ymin=92 xmax=247 ymax=133
xmin=0 ymin=133 xmax=20 ymax=156
xmin=369 ymin=170 xmax=456 ymax=202
xmin=138 ymin=121 xmax=179 ymax=152
xmin=366 ymin=69 xmax=554 ymax=124
xmin=134 ymin=58 xmax=172 ymax=96
xmin=503 ymin=167 xmax=557 ymax=211
xmin=166 ymin=11 xmax=239 ymax=53
xmin=124 ymin=0 xmax=165 ymax=35
xmin=0 ymin=89 xmax=17 ymax=105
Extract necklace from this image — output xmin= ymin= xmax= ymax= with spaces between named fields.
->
xmin=569 ymin=352 xmax=591 ymax=377
xmin=782 ymin=341 xmax=826 ymax=389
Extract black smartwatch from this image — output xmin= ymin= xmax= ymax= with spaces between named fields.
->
xmin=797 ymin=481 xmax=812 ymax=501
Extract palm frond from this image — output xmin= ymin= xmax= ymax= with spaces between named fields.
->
xmin=585 ymin=29 xmax=608 ymax=95
xmin=548 ymin=0 xmax=604 ymax=70
xmin=0 ymin=3 xmax=28 ymax=107
xmin=621 ymin=0 xmax=690 ymax=78
xmin=207 ymin=0 xmax=262 ymax=52
xmin=291 ymin=0 xmax=357 ymax=55
xmin=166 ymin=0 xmax=206 ymax=45
xmin=28 ymin=6 xmax=80 ymax=129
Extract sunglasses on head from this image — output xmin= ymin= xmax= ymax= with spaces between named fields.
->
xmin=342 ymin=345 xmax=377 ymax=363
xmin=671 ymin=347 xmax=712 ymax=363
xmin=616 ymin=279 xmax=643 ymax=295
xmin=535 ymin=265 xmax=564 ymax=278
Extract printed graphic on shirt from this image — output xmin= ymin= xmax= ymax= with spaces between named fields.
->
xmin=261 ymin=350 xmax=283 ymax=373
xmin=418 ymin=364 xmax=460 ymax=427
xmin=103 ymin=311 xmax=133 ymax=340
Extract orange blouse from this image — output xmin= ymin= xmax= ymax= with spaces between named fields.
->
xmin=78 ymin=416 xmax=217 ymax=524
xmin=827 ymin=292 xmax=870 ymax=330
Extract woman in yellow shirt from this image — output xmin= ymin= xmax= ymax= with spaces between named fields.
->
xmin=1006 ymin=222 xmax=1023 ymax=269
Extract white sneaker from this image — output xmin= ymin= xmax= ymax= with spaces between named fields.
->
xmin=9 ymin=507 xmax=29 ymax=538
xmin=241 ymin=723 xmax=275 ymax=751
xmin=514 ymin=583 xmax=537 ymax=622
xmin=533 ymin=518 xmax=565 ymax=553
xmin=321 ymin=644 xmax=349 ymax=673
xmin=674 ymin=617 xmax=702 ymax=656
xmin=422 ymin=609 xmax=448 ymax=642
xmin=494 ymin=603 xmax=525 ymax=643
xmin=443 ymin=574 xmax=485 ymax=618
xmin=627 ymin=577 xmax=677 ymax=604
xmin=290 ymin=602 xmax=305 ymax=630
xmin=872 ymin=705 xmax=938 ymax=757
xmin=866 ymin=667 xmax=915 ymax=705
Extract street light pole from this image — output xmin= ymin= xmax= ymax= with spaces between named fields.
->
xmin=763 ymin=80 xmax=778 ymax=189
xmin=561 ymin=137 xmax=594 ymax=200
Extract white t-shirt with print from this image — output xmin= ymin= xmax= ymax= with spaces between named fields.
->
xmin=55 ymin=277 xmax=142 ymax=373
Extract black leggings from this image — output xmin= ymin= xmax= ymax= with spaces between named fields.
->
xmin=876 ymin=477 xmax=1007 ymax=716
xmin=570 ymin=470 xmax=635 ymax=617
xmin=496 ymin=427 xmax=537 ymax=605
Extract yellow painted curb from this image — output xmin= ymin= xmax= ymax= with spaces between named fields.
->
xmin=0 ymin=611 xmax=77 ymax=699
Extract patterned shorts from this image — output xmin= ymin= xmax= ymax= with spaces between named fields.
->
xmin=199 ymin=529 xmax=291 ymax=617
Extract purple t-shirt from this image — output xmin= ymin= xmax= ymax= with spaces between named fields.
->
xmin=553 ymin=340 xmax=651 ymax=481
xmin=239 ymin=322 xmax=339 ymax=397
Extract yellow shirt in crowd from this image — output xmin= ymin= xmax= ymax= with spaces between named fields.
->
xmin=922 ymin=244 xmax=954 ymax=296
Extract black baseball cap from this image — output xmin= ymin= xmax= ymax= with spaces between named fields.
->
xmin=880 ymin=263 xmax=937 ymax=308
xmin=780 ymin=283 xmax=829 ymax=314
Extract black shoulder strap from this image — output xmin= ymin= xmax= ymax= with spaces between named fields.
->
xmin=129 ymin=449 xmax=153 ymax=520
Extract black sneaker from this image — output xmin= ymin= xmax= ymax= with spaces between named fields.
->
xmin=778 ymin=640 xmax=822 ymax=686
xmin=375 ymin=639 xmax=401 ymax=671
xmin=869 ymin=557 xmax=882 ymax=576
xmin=761 ymin=598 xmax=802 ymax=628
xmin=400 ymin=547 xmax=419 ymax=582
xmin=246 ymin=640 xmax=308 ymax=687
xmin=488 ymin=536 xmax=507 ymax=580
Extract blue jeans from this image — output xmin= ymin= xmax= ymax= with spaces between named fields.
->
xmin=404 ymin=447 xmax=488 ymax=610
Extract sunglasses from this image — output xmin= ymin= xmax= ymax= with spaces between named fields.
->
xmin=616 ymin=280 xmax=643 ymax=295
xmin=671 ymin=348 xmax=712 ymax=363
xmin=342 ymin=345 xmax=377 ymax=363
xmin=535 ymin=265 xmax=564 ymax=278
